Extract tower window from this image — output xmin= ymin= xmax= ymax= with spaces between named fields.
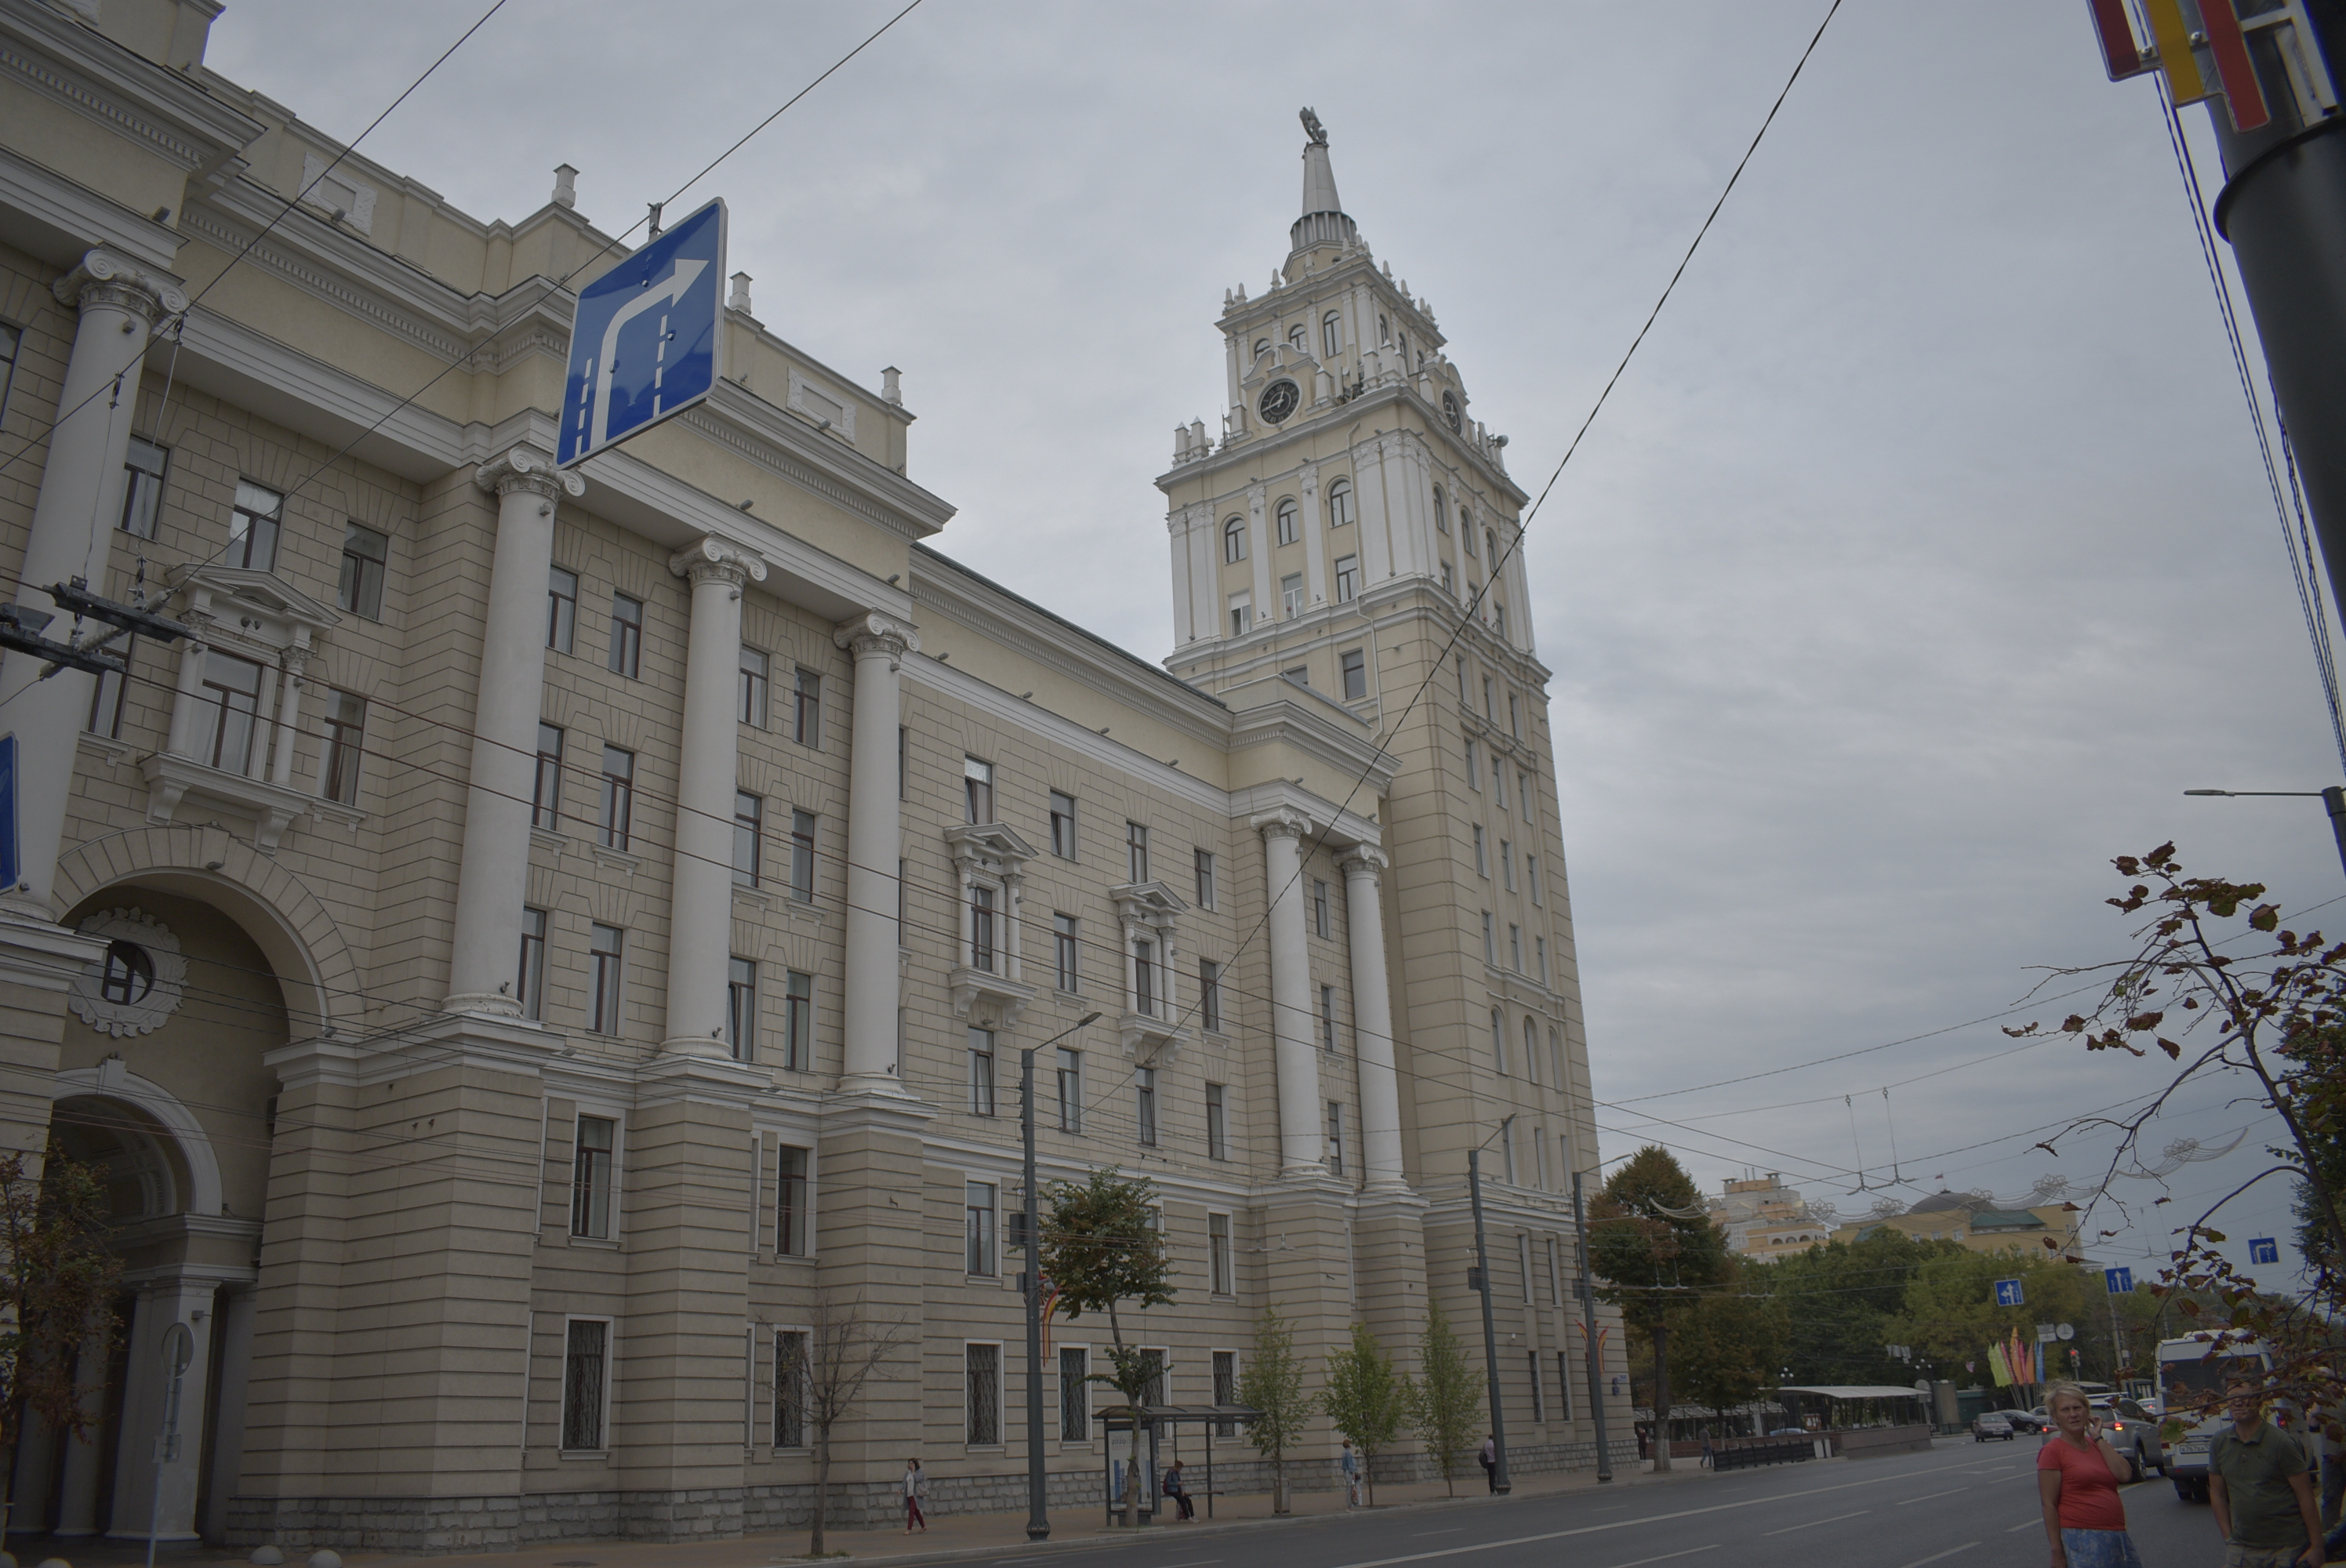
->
xmin=1463 ymin=514 xmax=1477 ymax=556
xmin=1229 ymin=593 xmax=1251 ymax=636
xmin=1281 ymin=573 xmax=1305 ymax=619
xmin=1276 ymin=498 xmax=1298 ymax=546
xmin=1335 ymin=555 xmax=1358 ymax=602
xmin=1491 ymin=1007 xmax=1507 ymax=1073
xmin=1378 ymin=314 xmax=1390 ymax=345
xmin=1341 ymin=648 xmax=1367 ymax=700
xmin=1487 ymin=526 xmax=1498 ymax=562
xmin=1254 ymin=338 xmax=1270 ymax=359
xmin=1327 ymin=478 xmax=1353 ymax=529
xmin=1224 ymin=517 xmax=1247 ymax=563
xmin=1440 ymin=561 xmax=1454 ymax=594
xmin=1433 ymin=485 xmax=1448 ymax=534
xmin=1323 ymin=310 xmax=1342 ymax=358
xmin=1287 ymin=324 xmax=1306 ymax=350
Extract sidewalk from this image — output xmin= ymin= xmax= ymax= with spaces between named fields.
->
xmin=20 ymin=1460 xmax=1729 ymax=1568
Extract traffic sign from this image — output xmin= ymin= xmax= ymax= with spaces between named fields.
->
xmin=1995 ymin=1278 xmax=2025 ymax=1307
xmin=2056 ymin=1323 xmax=2075 ymax=1341
xmin=2104 ymin=1265 xmax=2133 ymax=1294
xmin=2248 ymin=1237 xmax=2279 ymax=1265
xmin=2037 ymin=1323 xmax=2058 ymax=1343
xmin=559 ymin=199 xmax=726 ymax=466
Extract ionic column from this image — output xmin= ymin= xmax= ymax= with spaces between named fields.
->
xmin=267 ymin=644 xmax=310 ymax=788
xmin=444 ymin=448 xmax=583 ymax=1014
xmin=1255 ymin=810 xmax=1324 ymax=1174
xmin=1341 ymin=845 xmax=1407 ymax=1191
xmin=664 ymin=537 xmax=766 ymax=1056
xmin=833 ymin=612 xmax=917 ymax=1091
xmin=0 ymin=251 xmax=183 ymax=915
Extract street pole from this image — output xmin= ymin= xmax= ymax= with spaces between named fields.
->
xmin=1572 ymin=1168 xmax=1613 ymax=1483
xmin=1021 ymin=1011 xmax=1097 ymax=1544
xmin=1468 ymin=1145 xmax=1509 ymax=1494
xmin=2183 ymin=788 xmax=2346 ymax=880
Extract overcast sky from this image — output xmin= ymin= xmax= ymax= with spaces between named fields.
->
xmin=204 ymin=1 xmax=2337 ymax=1294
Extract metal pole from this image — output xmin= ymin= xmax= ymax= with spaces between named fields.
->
xmin=1573 ymin=1169 xmax=1613 ymax=1482
xmin=1469 ymin=1147 xmax=1509 ymax=1493
xmin=2322 ymin=787 xmax=2346 ymax=882
xmin=1022 ymin=1045 xmax=1049 ymax=1541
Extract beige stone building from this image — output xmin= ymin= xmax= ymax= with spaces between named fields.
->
xmin=1830 ymin=1191 xmax=2086 ymax=1257
xmin=0 ymin=5 xmax=1629 ymax=1552
xmin=1707 ymin=1173 xmax=1831 ymax=1261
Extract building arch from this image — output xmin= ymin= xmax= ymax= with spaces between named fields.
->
xmin=50 ymin=1065 xmax=225 ymax=1218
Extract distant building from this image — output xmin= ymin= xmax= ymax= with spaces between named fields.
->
xmin=1831 ymin=1189 xmax=2083 ymax=1257
xmin=1709 ymin=1173 xmax=1831 ymax=1260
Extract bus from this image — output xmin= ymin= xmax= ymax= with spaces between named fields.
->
xmin=2155 ymin=1332 xmax=2273 ymax=1502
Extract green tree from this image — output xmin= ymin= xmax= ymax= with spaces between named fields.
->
xmin=1588 ymin=1146 xmax=1727 ymax=1469
xmin=1406 ymin=1295 xmax=1483 ymax=1496
xmin=1672 ymin=1254 xmax=1788 ymax=1426
xmin=1237 ymin=1304 xmax=1311 ymax=1514
xmin=1320 ymin=1322 xmax=1409 ymax=1505
xmin=1039 ymin=1167 xmax=1175 ymax=1527
xmin=1757 ymin=1229 xmax=1952 ymax=1387
xmin=0 ymin=1148 xmax=122 ymax=1541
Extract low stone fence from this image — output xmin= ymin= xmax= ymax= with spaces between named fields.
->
xmin=1829 ymin=1423 xmax=1935 ymax=1458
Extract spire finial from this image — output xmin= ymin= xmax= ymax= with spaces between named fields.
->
xmin=1290 ymin=107 xmax=1358 ymax=258
xmin=1301 ymin=107 xmax=1328 ymax=147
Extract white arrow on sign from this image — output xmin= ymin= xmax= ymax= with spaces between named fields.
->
xmin=586 ymin=258 xmax=708 ymax=456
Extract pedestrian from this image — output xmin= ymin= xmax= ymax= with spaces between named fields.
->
xmin=903 ymin=1457 xmax=928 ymax=1532
xmin=2209 ymin=1377 xmax=2326 ymax=1568
xmin=1479 ymin=1433 xmax=1498 ymax=1494
xmin=1342 ymin=1439 xmax=1360 ymax=1507
xmin=1636 ymin=1422 xmax=1651 ymax=1462
xmin=2036 ymin=1381 xmax=2143 ymax=1568
xmin=1163 ymin=1459 xmax=1194 ymax=1521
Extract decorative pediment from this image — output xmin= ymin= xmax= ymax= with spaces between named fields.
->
xmin=1109 ymin=881 xmax=1188 ymax=928
xmin=169 ymin=563 xmax=340 ymax=651
xmin=945 ymin=823 xmax=1036 ymax=879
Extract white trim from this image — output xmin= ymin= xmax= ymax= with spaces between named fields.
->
xmin=50 ymin=1065 xmax=222 ymax=1216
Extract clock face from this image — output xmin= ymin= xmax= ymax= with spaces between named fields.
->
xmin=1258 ymin=379 xmax=1301 ymax=425
xmin=1443 ymin=390 xmax=1463 ymax=434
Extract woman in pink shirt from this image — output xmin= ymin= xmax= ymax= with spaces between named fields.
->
xmin=2038 ymin=1382 xmax=2142 ymax=1568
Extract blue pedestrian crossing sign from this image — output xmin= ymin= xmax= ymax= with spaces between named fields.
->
xmin=2104 ymin=1266 xmax=2133 ymax=1294
xmin=1994 ymin=1278 xmax=2025 ymax=1307
xmin=2248 ymin=1237 xmax=2279 ymax=1265
xmin=559 ymin=199 xmax=726 ymax=466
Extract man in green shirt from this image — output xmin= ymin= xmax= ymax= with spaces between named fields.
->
xmin=2210 ymin=1379 xmax=2326 ymax=1568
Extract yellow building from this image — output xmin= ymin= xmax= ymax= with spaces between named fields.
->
xmin=1707 ymin=1172 xmax=1831 ymax=1260
xmin=1831 ymin=1191 xmax=2084 ymax=1257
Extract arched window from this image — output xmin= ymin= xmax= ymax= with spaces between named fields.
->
xmin=1486 ymin=527 xmax=1498 ymax=562
xmin=1398 ymin=333 xmax=1409 ymax=366
xmin=1327 ymin=478 xmax=1353 ymax=530
xmin=1276 ymin=498 xmax=1298 ymax=546
xmin=1322 ymin=311 xmax=1342 ymax=358
xmin=1524 ymin=1017 xmax=1542 ymax=1086
xmin=1378 ymin=314 xmax=1390 ymax=345
xmin=1491 ymin=1008 xmax=1508 ymax=1074
xmin=1433 ymin=485 xmax=1448 ymax=534
xmin=1288 ymin=324 xmax=1306 ymax=350
xmin=1462 ymin=512 xmax=1476 ymax=555
xmin=1494 ymin=600 xmax=1508 ymax=639
xmin=1254 ymin=338 xmax=1270 ymax=359
xmin=1223 ymin=517 xmax=1247 ymax=563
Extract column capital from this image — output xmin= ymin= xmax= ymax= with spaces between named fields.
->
xmin=1251 ymin=808 xmax=1313 ymax=844
xmin=473 ymin=445 xmax=583 ymax=504
xmin=832 ymin=609 xmax=919 ymax=666
xmin=53 ymin=249 xmax=185 ymax=321
xmin=1337 ymin=844 xmax=1389 ymax=880
xmin=670 ymin=535 xmax=767 ymax=590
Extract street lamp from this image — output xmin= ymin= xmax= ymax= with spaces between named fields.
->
xmin=1020 ymin=1010 xmax=1101 ymax=1542
xmin=1468 ymin=1114 xmax=1516 ymax=1494
xmin=2182 ymin=786 xmax=2346 ymax=878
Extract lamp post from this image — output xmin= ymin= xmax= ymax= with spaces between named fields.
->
xmin=1021 ymin=1011 xmax=1101 ymax=1542
xmin=1468 ymin=1114 xmax=1516 ymax=1494
xmin=1571 ymin=1167 xmax=1613 ymax=1482
xmin=2182 ymin=787 xmax=2346 ymax=878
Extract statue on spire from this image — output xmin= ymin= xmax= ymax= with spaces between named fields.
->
xmin=1300 ymin=107 xmax=1328 ymax=147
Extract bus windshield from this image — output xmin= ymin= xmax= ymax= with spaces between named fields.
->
xmin=2157 ymin=1342 xmax=2269 ymax=1413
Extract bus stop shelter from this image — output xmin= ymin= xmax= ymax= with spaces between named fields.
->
xmin=1099 ymin=1403 xmax=1262 ymax=1523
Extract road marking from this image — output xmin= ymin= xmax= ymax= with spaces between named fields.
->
xmin=1761 ymin=1510 xmax=1871 ymax=1536
xmin=1896 ymin=1487 xmax=1971 ymax=1506
xmin=2009 ymin=1519 xmax=2045 ymax=1533
xmin=1604 ymin=1548 xmax=1715 ymax=1568
xmin=1411 ymin=1531 xmax=1466 ymax=1537
xmin=1156 ymin=1559 xmax=1219 ymax=1566
xmin=1891 ymin=1547 xmax=1978 ymax=1568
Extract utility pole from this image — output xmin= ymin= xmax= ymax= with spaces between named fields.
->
xmin=1021 ymin=1011 xmax=1097 ymax=1543
xmin=1572 ymin=1168 xmax=1614 ymax=1483
xmin=1469 ymin=1131 xmax=1511 ymax=1494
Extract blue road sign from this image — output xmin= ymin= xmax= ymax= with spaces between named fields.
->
xmin=2105 ymin=1266 xmax=2133 ymax=1294
xmin=0 ymin=734 xmax=17 ymax=891
xmin=1995 ymin=1278 xmax=2025 ymax=1307
xmin=558 ymin=200 xmax=726 ymax=466
xmin=2248 ymin=1237 xmax=2279 ymax=1265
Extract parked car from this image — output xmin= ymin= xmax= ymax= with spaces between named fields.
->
xmin=2166 ymin=1413 xmax=2225 ymax=1502
xmin=1973 ymin=1411 xmax=2017 ymax=1442
xmin=2090 ymin=1396 xmax=2166 ymax=1481
xmin=2006 ymin=1406 xmax=2054 ymax=1433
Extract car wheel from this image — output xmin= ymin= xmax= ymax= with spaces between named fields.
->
xmin=2175 ymin=1478 xmax=2195 ymax=1501
xmin=2125 ymin=1450 xmax=2142 ymax=1484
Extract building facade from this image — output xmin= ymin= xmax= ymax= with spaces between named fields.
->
xmin=1707 ymin=1173 xmax=1830 ymax=1261
xmin=0 ymin=5 xmax=1629 ymax=1552
xmin=1831 ymin=1190 xmax=2085 ymax=1257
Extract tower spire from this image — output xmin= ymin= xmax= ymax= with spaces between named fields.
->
xmin=1291 ymin=107 xmax=1359 ymax=257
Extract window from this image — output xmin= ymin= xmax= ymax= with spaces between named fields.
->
xmin=1492 ymin=754 xmax=1506 ymax=808
xmin=1135 ymin=1066 xmax=1158 ymax=1146
xmin=518 ymin=907 xmax=547 ymax=1021
xmin=1501 ymin=840 xmax=1516 ymax=891
xmin=1556 ymin=1351 xmax=1575 ymax=1421
xmin=1521 ymin=771 xmax=1535 ymax=824
xmin=1487 ymin=525 xmax=1498 ymax=564
xmin=1209 ymin=1212 xmax=1234 ymax=1294
xmin=1132 ymin=938 xmax=1156 ymax=1016
xmin=1328 ymin=477 xmax=1353 ymax=528
xmin=790 ymin=811 xmax=816 ymax=901
xmin=1340 ymin=648 xmax=1367 ymax=700
xmin=319 ymin=689 xmax=365 ymax=805
xmin=899 ymin=726 xmax=907 ymax=800
xmin=1508 ymin=693 xmax=1522 ymax=738
xmin=1378 ymin=312 xmax=1390 ymax=344
xmin=1198 ymin=960 xmax=1222 ymax=1033
xmin=1194 ymin=848 xmax=1216 ymax=909
xmin=1289 ymin=323 xmax=1306 ymax=350
xmin=1281 ymin=572 xmax=1305 ymax=619
xmin=532 ymin=723 xmax=564 ymax=831
xmin=1490 ymin=1007 xmax=1506 ymax=1072
xmin=1254 ymin=337 xmax=1270 ymax=359
xmin=337 ymin=523 xmax=388 ymax=619
xmin=964 ymin=1343 xmax=1001 ymax=1444
xmin=1457 ymin=656 xmax=1469 ymax=705
xmin=1552 ymin=1029 xmax=1567 ymax=1097
xmin=964 ymin=1181 xmax=997 ymax=1274
xmin=198 ymin=651 xmax=265 ymax=772
xmin=774 ymin=1330 xmax=808 ymax=1446
xmin=734 ymin=791 xmax=762 ymax=886
xmin=970 ymin=885 xmax=997 ymax=971
xmin=589 ymin=924 xmax=624 ymax=1033
xmin=599 ymin=746 xmax=634 ymax=850
xmin=1482 ymin=676 xmax=1494 ymax=720
xmin=1528 ymin=855 xmax=1542 ymax=906
xmin=968 ymin=1029 xmax=997 ymax=1117
xmin=119 ymin=437 xmax=166 ymax=538
xmin=964 ymin=756 xmax=994 ymax=823
xmin=1509 ymin=924 xmax=1522 ymax=973
xmin=1534 ymin=1120 xmax=1549 ymax=1181
xmin=1229 ymin=593 xmax=1251 ymax=637
xmin=608 ymin=592 xmax=643 ymax=677
xmin=1481 ymin=911 xmax=1496 ymax=966
xmin=1465 ymin=737 xmax=1480 ymax=789
xmin=548 ymin=566 xmax=578 ymax=652
xmin=1334 ymin=554 xmax=1359 ymax=602
xmin=228 ymin=481 xmax=283 ymax=572
xmin=1325 ymin=1101 xmax=1345 ymax=1174
xmin=1056 ymin=1047 xmax=1082 ymax=1133
xmin=1525 ymin=1017 xmax=1542 ymax=1084
xmin=1322 ymin=310 xmax=1342 ymax=358
xmin=792 ymin=667 xmax=821 ymax=748
xmin=1205 ymin=1083 xmax=1228 ymax=1160
xmin=1276 ymin=498 xmax=1299 ymax=546
xmin=739 ymin=646 xmax=769 ymax=727
xmin=85 ymin=636 xmax=132 ymax=738
xmin=1126 ymin=822 xmax=1149 ymax=884
xmin=1060 ymin=1347 xmax=1091 ymax=1440
xmin=1050 ymin=791 xmax=1077 ymax=858
xmin=1214 ymin=1349 xmax=1239 ymax=1433
xmin=1440 ymin=561 xmax=1454 ymax=594
xmin=1320 ymin=984 xmax=1338 ymax=1051
xmin=1473 ymin=826 xmax=1488 ymax=877
xmin=775 ymin=1145 xmax=809 ymax=1255
xmin=561 ymin=1319 xmax=609 ymax=1451
xmin=1223 ymin=517 xmax=1247 ymax=562
xmin=571 ymin=1116 xmax=616 ymax=1238
xmin=727 ymin=957 xmax=756 ymax=1059
xmin=1433 ymin=484 xmax=1448 ymax=535
xmin=1464 ymin=516 xmax=1477 ymax=556
xmin=1501 ymin=1118 xmax=1516 ymax=1184
xmin=1284 ymin=664 xmax=1310 ymax=688
xmin=1054 ymin=913 xmax=1080 ymax=993
xmin=1527 ymin=1352 xmax=1545 ymax=1423
xmin=1536 ymin=936 xmax=1548 ymax=985
xmin=783 ymin=971 xmax=812 ymax=1071
xmin=1494 ymin=600 xmax=1508 ymax=639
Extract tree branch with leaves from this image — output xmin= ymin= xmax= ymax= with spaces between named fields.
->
xmin=0 ymin=1146 xmax=122 ymax=1544
xmin=1037 ymin=1167 xmax=1174 ymax=1527
xmin=1320 ymin=1322 xmax=1408 ymax=1505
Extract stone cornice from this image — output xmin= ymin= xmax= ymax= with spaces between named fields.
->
xmin=0 ymin=143 xmax=183 ymax=269
xmin=685 ymin=379 xmax=953 ymax=541
xmin=1224 ymin=695 xmax=1397 ymax=797
xmin=0 ymin=2 xmax=266 ymax=171
xmin=1157 ymin=381 xmax=1526 ymax=507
